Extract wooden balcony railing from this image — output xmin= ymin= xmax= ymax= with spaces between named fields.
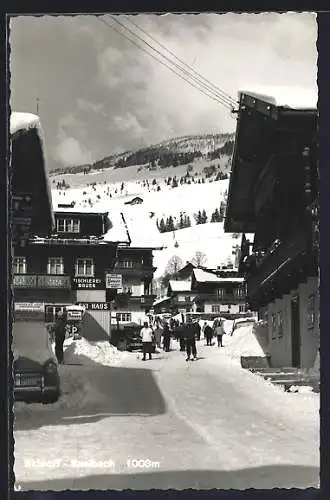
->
xmin=13 ymin=274 xmax=71 ymax=289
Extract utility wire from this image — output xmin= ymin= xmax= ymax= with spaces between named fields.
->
xmin=107 ymin=15 xmax=234 ymax=111
xmin=123 ymin=15 xmax=237 ymax=108
xmin=98 ymin=16 xmax=234 ymax=112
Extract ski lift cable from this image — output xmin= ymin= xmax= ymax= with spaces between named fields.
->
xmin=123 ymin=14 xmax=237 ymax=108
xmin=99 ymin=17 xmax=234 ymax=113
xmin=107 ymin=14 xmax=235 ymax=110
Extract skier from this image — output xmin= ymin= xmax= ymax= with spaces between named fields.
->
xmin=54 ymin=310 xmax=67 ymax=364
xmin=194 ymin=320 xmax=201 ymax=341
xmin=204 ymin=322 xmax=213 ymax=346
xmin=162 ymin=323 xmax=171 ymax=352
xmin=184 ymin=317 xmax=197 ymax=361
xmin=215 ymin=318 xmax=225 ymax=347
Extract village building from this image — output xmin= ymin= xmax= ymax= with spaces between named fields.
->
xmin=224 ymin=87 xmax=318 ymax=369
xmin=166 ymin=280 xmax=197 ymax=314
xmin=160 ymin=266 xmax=246 ymax=317
xmin=13 ymin=192 xmax=162 ymax=332
xmin=191 ymin=268 xmax=246 ymax=315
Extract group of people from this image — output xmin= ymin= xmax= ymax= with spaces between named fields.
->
xmin=203 ymin=319 xmax=226 ymax=347
xmin=139 ymin=316 xmax=226 ymax=362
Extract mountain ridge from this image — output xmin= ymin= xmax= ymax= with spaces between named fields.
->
xmin=49 ymin=132 xmax=235 ymax=176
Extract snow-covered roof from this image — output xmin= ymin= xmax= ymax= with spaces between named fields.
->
xmin=102 ymin=211 xmax=130 ymax=244
xmin=169 ymin=280 xmax=192 ymax=292
xmin=121 ymin=206 xmax=164 ymax=249
xmin=11 ymin=112 xmax=54 ymax=232
xmin=239 ymin=86 xmax=317 ymax=110
xmin=193 ymin=268 xmax=245 ymax=283
xmin=10 ymin=112 xmax=41 ymax=135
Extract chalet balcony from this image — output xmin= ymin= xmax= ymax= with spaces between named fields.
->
xmin=115 ymin=293 xmax=156 ymax=308
xmin=13 ymin=274 xmax=71 ymax=289
xmin=193 ymin=293 xmax=245 ymax=303
xmin=113 ymin=263 xmax=156 ymax=279
xmin=247 ymin=227 xmax=315 ymax=303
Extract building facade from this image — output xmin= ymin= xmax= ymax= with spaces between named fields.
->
xmin=162 ymin=268 xmax=246 ymax=317
xmin=225 ymin=89 xmax=318 ymax=369
xmin=110 ymin=246 xmax=157 ymax=325
xmin=191 ymin=269 xmax=246 ymax=315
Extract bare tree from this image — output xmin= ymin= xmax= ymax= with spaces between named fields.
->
xmin=165 ymin=255 xmax=184 ymax=275
xmin=191 ymin=251 xmax=208 ymax=267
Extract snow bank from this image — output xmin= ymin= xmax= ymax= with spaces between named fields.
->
xmin=224 ymin=323 xmax=268 ymax=361
xmin=63 ymin=337 xmax=128 ymax=367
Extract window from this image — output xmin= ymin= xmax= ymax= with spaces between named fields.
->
xmin=277 ymin=311 xmax=284 ymax=339
xmin=271 ymin=313 xmax=277 ymax=340
xmin=217 ymin=288 xmax=224 ymax=298
xmin=239 ymin=304 xmax=245 ymax=313
xmin=13 ymin=256 xmax=27 ymax=274
xmin=56 ymin=218 xmax=80 ymax=233
xmin=75 ymin=258 xmax=94 ymax=277
xmin=185 ymin=296 xmax=191 ymax=302
xmin=234 ymin=287 xmax=244 ymax=298
xmin=47 ymin=257 xmax=64 ymax=275
xmin=119 ymin=260 xmax=136 ymax=268
xmin=116 ymin=313 xmax=132 ymax=322
xmin=212 ymin=305 xmax=220 ymax=313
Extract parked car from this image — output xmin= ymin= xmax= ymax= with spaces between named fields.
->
xmin=13 ymin=321 xmax=61 ymax=404
xmin=112 ymin=322 xmax=155 ymax=352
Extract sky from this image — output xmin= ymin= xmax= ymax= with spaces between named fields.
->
xmin=10 ymin=13 xmax=317 ymax=171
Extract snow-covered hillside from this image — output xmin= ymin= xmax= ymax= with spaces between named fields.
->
xmin=51 ymin=158 xmax=239 ymax=278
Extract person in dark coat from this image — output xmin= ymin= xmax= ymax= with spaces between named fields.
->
xmin=204 ymin=322 xmax=213 ymax=346
xmin=194 ymin=321 xmax=201 ymax=341
xmin=184 ymin=317 xmax=197 ymax=361
xmin=163 ymin=323 xmax=171 ymax=352
xmin=54 ymin=310 xmax=67 ymax=364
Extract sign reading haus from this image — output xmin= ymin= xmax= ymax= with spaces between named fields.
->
xmin=71 ymin=277 xmax=105 ymax=290
xmin=78 ymin=302 xmax=111 ymax=311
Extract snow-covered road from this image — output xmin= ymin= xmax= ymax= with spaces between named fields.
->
xmin=14 ymin=340 xmax=319 ymax=491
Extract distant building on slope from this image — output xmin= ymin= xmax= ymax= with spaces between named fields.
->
xmin=124 ymin=196 xmax=143 ymax=205
xmin=224 ymin=87 xmax=318 ymax=369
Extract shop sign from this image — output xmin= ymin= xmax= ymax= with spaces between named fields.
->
xmin=105 ymin=274 xmax=122 ymax=289
xmin=71 ymin=277 xmax=105 ymax=290
xmin=78 ymin=302 xmax=111 ymax=311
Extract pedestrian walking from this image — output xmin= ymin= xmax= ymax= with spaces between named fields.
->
xmin=140 ymin=321 xmax=154 ymax=360
xmin=204 ymin=322 xmax=213 ymax=346
xmin=215 ymin=319 xmax=225 ymax=347
xmin=54 ymin=310 xmax=67 ymax=364
xmin=184 ymin=317 xmax=197 ymax=361
xmin=153 ymin=323 xmax=162 ymax=349
xmin=163 ymin=323 xmax=171 ymax=352
xmin=194 ymin=320 xmax=201 ymax=341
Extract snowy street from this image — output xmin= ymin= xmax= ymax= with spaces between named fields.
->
xmin=14 ymin=335 xmax=319 ymax=491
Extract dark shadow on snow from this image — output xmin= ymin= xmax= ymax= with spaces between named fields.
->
xmin=17 ymin=464 xmax=319 ymax=491
xmin=14 ymin=350 xmax=167 ymax=431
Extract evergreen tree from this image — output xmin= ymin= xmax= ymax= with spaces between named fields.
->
xmin=159 ymin=218 xmax=166 ymax=233
xmin=201 ymin=209 xmax=208 ymax=224
xmin=172 ymin=177 xmax=178 ymax=188
xmin=167 ymin=216 xmax=175 ymax=231
xmin=179 ymin=212 xmax=185 ymax=229
xmin=186 ymin=215 xmax=191 ymax=227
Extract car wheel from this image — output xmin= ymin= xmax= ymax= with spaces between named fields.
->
xmin=42 ymin=390 xmax=60 ymax=404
